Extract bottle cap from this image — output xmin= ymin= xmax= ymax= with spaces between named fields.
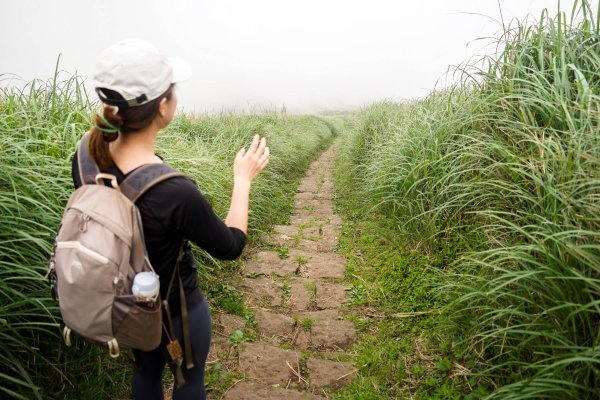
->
xmin=132 ymin=272 xmax=159 ymax=301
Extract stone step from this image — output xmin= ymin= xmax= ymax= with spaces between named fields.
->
xmin=244 ymin=250 xmax=298 ymax=276
xmin=297 ymin=180 xmax=320 ymax=193
xmin=243 ymin=249 xmax=347 ymax=280
xmin=207 ymin=336 xmax=232 ymax=364
xmin=281 ymin=316 xmax=357 ymax=351
xmin=292 ymin=206 xmax=333 ymax=219
xmin=293 ymin=309 xmax=340 ymax=321
xmin=297 ymin=225 xmax=341 ymax=243
xmin=284 ymin=279 xmax=315 ymax=311
xmin=273 ymin=224 xmax=299 ymax=237
xmin=222 ymin=381 xmax=325 ymax=400
xmin=254 ymin=309 xmax=295 ymax=343
xmin=293 ymin=198 xmax=333 ymax=211
xmin=215 ymin=313 xmax=246 ymax=336
xmin=290 ymin=249 xmax=346 ymax=279
xmin=294 ymin=191 xmax=318 ymax=201
xmin=290 ymin=214 xmax=334 ymax=226
xmin=263 ymin=232 xmax=321 ymax=253
xmin=271 ymin=223 xmax=336 ymax=239
xmin=264 ymin=231 xmax=337 ymax=253
xmin=238 ymin=343 xmax=300 ymax=386
xmin=310 ymin=319 xmax=356 ymax=350
xmin=294 ymin=191 xmax=335 ymax=202
xmin=315 ymin=281 xmax=348 ymax=309
xmin=240 ymin=277 xmax=284 ymax=308
xmin=307 ymin=357 xmax=357 ymax=389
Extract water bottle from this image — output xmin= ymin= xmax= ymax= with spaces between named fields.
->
xmin=132 ymin=272 xmax=160 ymax=308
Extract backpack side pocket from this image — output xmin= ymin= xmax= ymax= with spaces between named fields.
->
xmin=113 ymin=295 xmax=162 ymax=351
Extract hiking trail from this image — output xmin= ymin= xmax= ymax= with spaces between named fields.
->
xmin=211 ymin=143 xmax=358 ymax=399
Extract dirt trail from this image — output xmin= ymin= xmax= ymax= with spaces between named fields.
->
xmin=210 ymin=143 xmax=357 ymax=399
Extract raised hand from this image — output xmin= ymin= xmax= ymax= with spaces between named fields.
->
xmin=233 ymin=134 xmax=270 ymax=183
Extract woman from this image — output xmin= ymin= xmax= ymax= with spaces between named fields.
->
xmin=72 ymin=39 xmax=269 ymax=399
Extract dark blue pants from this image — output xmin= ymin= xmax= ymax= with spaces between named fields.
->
xmin=132 ymin=298 xmax=211 ymax=400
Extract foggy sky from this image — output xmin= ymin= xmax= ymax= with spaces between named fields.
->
xmin=0 ymin=0 xmax=592 ymax=114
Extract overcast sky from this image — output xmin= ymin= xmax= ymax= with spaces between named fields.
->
xmin=0 ymin=0 xmax=593 ymax=113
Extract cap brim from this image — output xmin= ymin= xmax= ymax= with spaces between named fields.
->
xmin=169 ymin=56 xmax=192 ymax=83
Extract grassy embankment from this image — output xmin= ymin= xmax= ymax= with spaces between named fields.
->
xmin=334 ymin=2 xmax=599 ymax=399
xmin=0 ymin=71 xmax=336 ymax=399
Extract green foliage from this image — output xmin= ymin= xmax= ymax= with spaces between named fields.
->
xmin=0 ymin=69 xmax=335 ymax=398
xmin=296 ymin=255 xmax=309 ymax=265
xmin=347 ymin=282 xmax=367 ymax=306
xmin=228 ymin=329 xmax=245 ymax=345
xmin=281 ymin=280 xmax=292 ymax=304
xmin=335 ymin=2 xmax=600 ymax=398
xmin=277 ymin=246 xmax=290 ymax=259
xmin=331 ymin=205 xmax=473 ymax=399
xmin=206 ymin=283 xmax=245 ymax=316
xmin=301 ymin=318 xmax=314 ymax=332
xmin=304 ymin=280 xmax=317 ymax=304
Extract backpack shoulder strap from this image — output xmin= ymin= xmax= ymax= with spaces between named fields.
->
xmin=120 ymin=163 xmax=186 ymax=203
xmin=77 ymin=131 xmax=101 ymax=185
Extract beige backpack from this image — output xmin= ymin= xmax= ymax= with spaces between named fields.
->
xmin=47 ymin=132 xmax=187 ymax=360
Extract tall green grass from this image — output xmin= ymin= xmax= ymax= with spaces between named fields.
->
xmin=336 ymin=1 xmax=599 ymax=398
xmin=0 ymin=71 xmax=334 ymax=399
xmin=0 ymin=71 xmax=91 ymax=400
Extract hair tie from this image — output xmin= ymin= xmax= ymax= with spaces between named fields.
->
xmin=96 ymin=113 xmax=120 ymax=134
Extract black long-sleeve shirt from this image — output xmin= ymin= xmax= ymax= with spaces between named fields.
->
xmin=71 ymin=153 xmax=246 ymax=316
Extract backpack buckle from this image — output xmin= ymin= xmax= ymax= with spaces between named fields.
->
xmin=108 ymin=339 xmax=120 ymax=358
xmin=94 ymin=173 xmax=121 ymax=191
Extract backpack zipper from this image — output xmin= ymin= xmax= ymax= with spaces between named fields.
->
xmin=79 ymin=213 xmax=90 ymax=232
xmin=70 ymin=207 xmax=131 ymax=248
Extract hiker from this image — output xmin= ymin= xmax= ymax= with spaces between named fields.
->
xmin=71 ymin=39 xmax=269 ymax=399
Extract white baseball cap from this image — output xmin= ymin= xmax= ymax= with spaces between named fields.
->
xmin=94 ymin=38 xmax=191 ymax=108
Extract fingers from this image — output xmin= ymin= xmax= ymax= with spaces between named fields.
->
xmin=236 ymin=147 xmax=246 ymax=160
xmin=247 ymin=134 xmax=260 ymax=154
xmin=257 ymin=137 xmax=267 ymax=155
xmin=248 ymin=136 xmax=266 ymax=157
xmin=258 ymin=146 xmax=270 ymax=168
xmin=245 ymin=136 xmax=268 ymax=160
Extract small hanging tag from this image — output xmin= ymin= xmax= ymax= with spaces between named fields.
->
xmin=166 ymin=339 xmax=183 ymax=366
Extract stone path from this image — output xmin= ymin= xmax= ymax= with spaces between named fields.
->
xmin=210 ymin=144 xmax=357 ymax=399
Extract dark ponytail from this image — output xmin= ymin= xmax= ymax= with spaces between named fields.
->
xmin=89 ymin=106 xmax=123 ymax=170
xmin=88 ymin=84 xmax=175 ymax=171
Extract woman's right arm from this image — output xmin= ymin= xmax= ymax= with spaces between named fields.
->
xmin=224 ymin=134 xmax=270 ymax=234
xmin=157 ymin=135 xmax=268 ymax=260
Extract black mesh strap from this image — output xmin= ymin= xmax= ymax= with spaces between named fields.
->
xmin=77 ymin=131 xmax=100 ymax=185
xmin=179 ymin=269 xmax=194 ymax=370
xmin=165 ymin=242 xmax=186 ymax=316
xmin=120 ymin=164 xmax=185 ymax=203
